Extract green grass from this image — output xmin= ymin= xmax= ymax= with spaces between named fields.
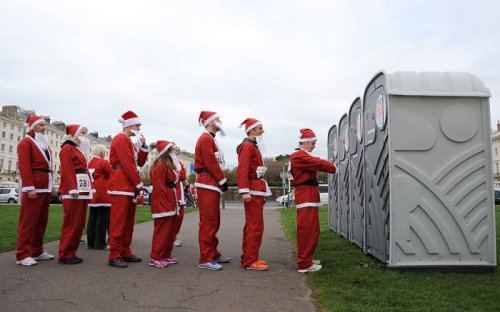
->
xmin=280 ymin=206 xmax=500 ymax=312
xmin=0 ymin=204 xmax=196 ymax=253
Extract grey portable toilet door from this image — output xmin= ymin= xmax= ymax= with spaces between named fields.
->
xmin=363 ymin=73 xmax=391 ymax=263
xmin=348 ymin=97 xmax=365 ymax=249
xmin=338 ymin=114 xmax=350 ymax=240
xmin=327 ymin=124 xmax=339 ymax=233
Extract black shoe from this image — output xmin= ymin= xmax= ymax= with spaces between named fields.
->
xmin=109 ymin=258 xmax=128 ymax=268
xmin=58 ymin=257 xmax=83 ymax=265
xmin=123 ymin=255 xmax=142 ymax=263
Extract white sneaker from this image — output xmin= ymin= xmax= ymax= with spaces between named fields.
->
xmin=173 ymin=239 xmax=182 ymax=247
xmin=33 ymin=252 xmax=55 ymax=261
xmin=16 ymin=257 xmax=38 ymax=266
xmin=198 ymin=261 xmax=223 ymax=271
xmin=297 ymin=263 xmax=322 ymax=273
xmin=313 ymin=259 xmax=321 ymax=265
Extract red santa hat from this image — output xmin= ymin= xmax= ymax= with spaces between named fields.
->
xmin=239 ymin=118 xmax=262 ymax=133
xmin=198 ymin=111 xmax=219 ymax=127
xmin=66 ymin=124 xmax=85 ymax=139
xmin=156 ymin=140 xmax=174 ymax=156
xmin=118 ymin=111 xmax=141 ymax=128
xmin=25 ymin=115 xmax=46 ymax=131
xmin=299 ymin=128 xmax=317 ymax=142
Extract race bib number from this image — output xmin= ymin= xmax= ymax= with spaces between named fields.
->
xmin=76 ymin=173 xmax=91 ymax=193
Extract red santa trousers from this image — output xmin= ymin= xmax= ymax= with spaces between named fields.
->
xmin=150 ymin=216 xmax=177 ymax=260
xmin=174 ymin=205 xmax=185 ymax=240
xmin=240 ymin=196 xmax=265 ymax=267
xmin=16 ymin=193 xmax=51 ymax=260
xmin=109 ymin=195 xmax=137 ymax=260
xmin=58 ymin=199 xmax=88 ymax=260
xmin=197 ymin=188 xmax=222 ymax=264
xmin=296 ymin=206 xmax=320 ymax=270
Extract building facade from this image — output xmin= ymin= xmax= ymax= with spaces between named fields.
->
xmin=0 ymin=105 xmax=111 ymax=186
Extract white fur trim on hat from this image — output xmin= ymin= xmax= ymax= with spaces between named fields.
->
xmin=202 ymin=114 xmax=219 ymax=128
xmin=299 ymin=137 xmax=317 ymax=143
xmin=120 ymin=117 xmax=141 ymax=128
xmin=245 ymin=121 xmax=261 ymax=133
xmin=25 ymin=118 xmax=45 ymax=131
xmin=159 ymin=143 xmax=174 ymax=156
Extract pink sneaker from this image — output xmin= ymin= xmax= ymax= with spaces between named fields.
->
xmin=164 ymin=257 xmax=178 ymax=264
xmin=148 ymin=259 xmax=169 ymax=268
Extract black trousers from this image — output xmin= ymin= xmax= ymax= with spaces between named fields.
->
xmin=87 ymin=206 xmax=110 ymax=249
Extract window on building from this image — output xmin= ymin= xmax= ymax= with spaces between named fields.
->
xmin=2 ymin=122 xmax=5 ymax=128
xmin=1 ymin=131 xmax=5 ymax=138
xmin=497 ymin=163 xmax=499 ymax=174
xmin=1 ymin=144 xmax=4 ymax=151
xmin=9 ymin=133 xmax=13 ymax=140
xmin=17 ymin=136 xmax=20 ymax=141
xmin=0 ymin=158 xmax=3 ymax=168
xmin=9 ymin=145 xmax=13 ymax=153
xmin=18 ymin=126 xmax=21 ymax=132
xmin=8 ymin=160 xmax=12 ymax=170
xmin=10 ymin=124 xmax=14 ymax=130
xmin=51 ymin=140 xmax=53 ymax=145
xmin=496 ymin=148 xmax=498 ymax=156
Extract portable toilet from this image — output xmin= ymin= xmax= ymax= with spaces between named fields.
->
xmin=363 ymin=71 xmax=496 ymax=267
xmin=338 ymin=114 xmax=351 ymax=240
xmin=327 ymin=124 xmax=340 ymax=233
xmin=348 ymin=97 xmax=365 ymax=249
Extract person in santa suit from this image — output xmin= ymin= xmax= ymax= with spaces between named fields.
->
xmin=194 ymin=111 xmax=230 ymax=271
xmin=237 ymin=118 xmax=272 ymax=271
xmin=171 ymin=144 xmax=186 ymax=248
xmin=289 ymin=128 xmax=336 ymax=273
xmin=58 ymin=124 xmax=93 ymax=264
xmin=15 ymin=115 xmax=55 ymax=266
xmin=87 ymin=144 xmax=112 ymax=250
xmin=148 ymin=140 xmax=179 ymax=268
xmin=107 ymin=111 xmax=150 ymax=268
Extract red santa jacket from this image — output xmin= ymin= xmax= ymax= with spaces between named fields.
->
xmin=236 ymin=138 xmax=271 ymax=197
xmin=88 ymin=156 xmax=112 ymax=206
xmin=59 ymin=141 xmax=93 ymax=200
xmin=290 ymin=148 xmax=336 ymax=209
xmin=150 ymin=160 xmax=179 ymax=218
xmin=194 ymin=131 xmax=226 ymax=193
xmin=108 ymin=133 xmax=149 ymax=197
xmin=17 ymin=135 xmax=53 ymax=193
xmin=175 ymin=162 xmax=187 ymax=205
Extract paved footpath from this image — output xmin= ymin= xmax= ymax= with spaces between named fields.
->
xmin=0 ymin=203 xmax=317 ymax=312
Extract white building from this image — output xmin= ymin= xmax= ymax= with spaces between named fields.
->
xmin=492 ymin=122 xmax=500 ymax=188
xmin=0 ymin=105 xmax=110 ymax=186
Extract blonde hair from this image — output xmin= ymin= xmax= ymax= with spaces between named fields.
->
xmin=92 ymin=144 xmax=108 ymax=157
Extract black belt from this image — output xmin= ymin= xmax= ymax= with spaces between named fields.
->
xmin=249 ymin=178 xmax=263 ymax=180
xmin=75 ymin=169 xmax=88 ymax=174
xmin=195 ymin=168 xmax=208 ymax=174
xmin=32 ymin=169 xmax=51 ymax=173
xmin=166 ymin=182 xmax=176 ymax=188
xmin=114 ymin=164 xmax=123 ymax=169
xmin=296 ymin=179 xmax=319 ymax=187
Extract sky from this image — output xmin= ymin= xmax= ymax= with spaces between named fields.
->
xmin=1 ymin=0 xmax=499 ymax=168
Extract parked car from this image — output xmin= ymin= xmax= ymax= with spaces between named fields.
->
xmin=277 ymin=190 xmax=295 ymax=207
xmin=495 ymin=188 xmax=500 ymax=205
xmin=0 ymin=186 xmax=18 ymax=203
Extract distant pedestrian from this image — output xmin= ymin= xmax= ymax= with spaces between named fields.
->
xmin=58 ymin=124 xmax=93 ymax=264
xmin=149 ymin=140 xmax=179 ymax=268
xmin=87 ymin=144 xmax=112 ymax=250
xmin=15 ymin=115 xmax=55 ymax=266
xmin=108 ymin=111 xmax=150 ymax=268
xmin=289 ymin=128 xmax=336 ymax=273
xmin=194 ymin=111 xmax=230 ymax=271
xmin=237 ymin=118 xmax=272 ymax=271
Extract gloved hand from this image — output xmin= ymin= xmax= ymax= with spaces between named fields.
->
xmin=220 ymin=182 xmax=229 ymax=192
